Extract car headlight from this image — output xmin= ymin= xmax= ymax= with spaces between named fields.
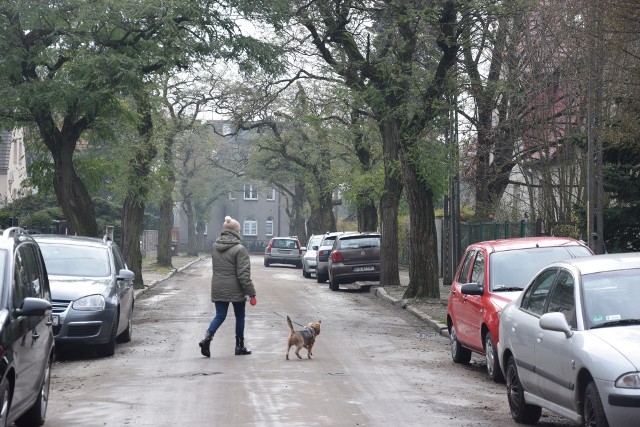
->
xmin=72 ymin=295 xmax=106 ymax=311
xmin=616 ymin=372 xmax=640 ymax=388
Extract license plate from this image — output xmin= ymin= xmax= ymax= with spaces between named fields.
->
xmin=52 ymin=315 xmax=59 ymax=326
xmin=353 ymin=266 xmax=375 ymax=272
xmin=278 ymin=249 xmax=291 ymax=254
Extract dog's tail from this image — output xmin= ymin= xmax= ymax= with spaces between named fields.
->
xmin=287 ymin=316 xmax=295 ymax=333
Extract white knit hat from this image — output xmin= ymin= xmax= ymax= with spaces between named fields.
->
xmin=223 ymin=216 xmax=241 ymax=233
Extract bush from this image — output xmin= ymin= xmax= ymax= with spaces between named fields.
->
xmin=21 ymin=210 xmax=53 ymax=231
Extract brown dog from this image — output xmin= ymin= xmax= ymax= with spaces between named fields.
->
xmin=286 ymin=316 xmax=321 ymax=360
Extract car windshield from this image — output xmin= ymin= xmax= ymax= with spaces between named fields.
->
xmin=39 ymin=243 xmax=111 ymax=277
xmin=338 ymin=236 xmax=380 ymax=249
xmin=490 ymin=246 xmax=592 ymax=291
xmin=583 ymin=268 xmax=640 ymax=330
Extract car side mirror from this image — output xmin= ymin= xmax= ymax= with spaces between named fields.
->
xmin=117 ymin=269 xmax=135 ymax=281
xmin=540 ymin=312 xmax=573 ymax=338
xmin=461 ymin=283 xmax=483 ymax=295
xmin=14 ymin=297 xmax=52 ymax=317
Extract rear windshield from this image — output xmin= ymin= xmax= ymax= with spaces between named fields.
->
xmin=272 ymin=239 xmax=298 ymax=249
xmin=338 ymin=235 xmax=380 ymax=249
xmin=38 ymin=243 xmax=111 ymax=277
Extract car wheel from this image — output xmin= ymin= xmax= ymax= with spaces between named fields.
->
xmin=316 ymin=272 xmax=327 ymax=283
xmin=506 ymin=356 xmax=541 ymax=424
xmin=450 ymin=326 xmax=472 ymax=364
xmin=329 ymin=275 xmax=339 ymax=291
xmin=117 ymin=304 xmax=134 ymax=343
xmin=263 ymin=258 xmax=270 ymax=267
xmin=0 ymin=376 xmax=10 ymax=427
xmin=584 ymin=381 xmax=609 ymax=427
xmin=485 ymin=332 xmax=504 ymax=382
xmin=302 ymin=267 xmax=311 ymax=278
xmin=15 ymin=353 xmax=52 ymax=427
xmin=97 ymin=314 xmax=118 ymax=357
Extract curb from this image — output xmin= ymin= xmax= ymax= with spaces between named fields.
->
xmin=134 ymin=256 xmax=206 ymax=299
xmin=373 ymin=287 xmax=450 ymax=338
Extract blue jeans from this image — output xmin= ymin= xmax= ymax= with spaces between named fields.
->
xmin=207 ymin=301 xmax=246 ymax=339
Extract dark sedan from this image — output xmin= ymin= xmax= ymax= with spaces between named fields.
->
xmin=327 ymin=232 xmax=380 ymax=291
xmin=34 ymin=235 xmax=135 ymax=357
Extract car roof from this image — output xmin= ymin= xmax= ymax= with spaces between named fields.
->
xmin=33 ymin=234 xmax=113 ymax=248
xmin=336 ymin=232 xmax=380 ymax=240
xmin=467 ymin=236 xmax=587 ymax=253
xmin=551 ymin=253 xmax=640 ymax=275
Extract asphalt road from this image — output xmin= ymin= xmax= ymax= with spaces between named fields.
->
xmin=44 ymin=255 xmax=571 ymax=426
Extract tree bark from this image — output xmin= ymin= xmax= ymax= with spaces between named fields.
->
xmin=33 ymin=113 xmax=99 ymax=236
xmin=157 ymin=133 xmax=176 ymax=267
xmin=378 ymin=120 xmax=403 ymax=287
xmin=401 ymin=164 xmax=440 ymax=298
xmin=157 ymin=197 xmax=173 ymax=267
xmin=121 ymin=89 xmax=157 ymax=288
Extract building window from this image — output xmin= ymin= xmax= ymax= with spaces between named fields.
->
xmin=266 ymin=188 xmax=275 ymax=201
xmin=243 ymin=218 xmax=257 ymax=236
xmin=244 ymin=184 xmax=258 ymax=200
xmin=265 ymin=218 xmax=274 ymax=236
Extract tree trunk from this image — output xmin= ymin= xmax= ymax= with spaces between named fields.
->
xmin=156 ymin=132 xmax=176 ymax=267
xmin=288 ymin=182 xmax=307 ymax=240
xmin=183 ymin=200 xmax=197 ymax=256
xmin=402 ymin=165 xmax=440 ymax=299
xmin=122 ymin=195 xmax=145 ymax=289
xmin=378 ymin=121 xmax=403 ymax=287
xmin=357 ymin=203 xmax=378 ymax=232
xmin=35 ymin=115 xmax=98 ymax=237
xmin=121 ymin=89 xmax=157 ymax=289
xmin=157 ymin=197 xmax=173 ymax=267
xmin=53 ymin=160 xmax=99 ymax=237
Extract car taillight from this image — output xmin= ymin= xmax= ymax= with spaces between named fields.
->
xmin=266 ymin=246 xmax=272 ymax=254
xmin=331 ymin=251 xmax=343 ymax=263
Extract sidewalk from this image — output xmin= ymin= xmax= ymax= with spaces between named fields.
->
xmin=373 ymin=269 xmax=450 ymax=338
xmin=136 ymin=254 xmax=206 ymax=298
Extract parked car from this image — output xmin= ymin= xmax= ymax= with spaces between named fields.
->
xmin=263 ymin=237 xmax=303 ymax=268
xmin=446 ymin=237 xmax=593 ymax=382
xmin=33 ymin=234 xmax=135 ymax=357
xmin=302 ymin=234 xmax=323 ymax=278
xmin=327 ymin=232 xmax=380 ymax=291
xmin=315 ymin=231 xmax=355 ymax=283
xmin=498 ymin=253 xmax=640 ymax=426
xmin=0 ymin=227 xmax=55 ymax=427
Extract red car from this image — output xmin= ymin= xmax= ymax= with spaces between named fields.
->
xmin=446 ymin=237 xmax=593 ymax=382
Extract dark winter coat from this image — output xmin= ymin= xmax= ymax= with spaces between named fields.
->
xmin=210 ymin=229 xmax=256 ymax=302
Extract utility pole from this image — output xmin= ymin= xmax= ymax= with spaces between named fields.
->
xmin=587 ymin=2 xmax=605 ymax=254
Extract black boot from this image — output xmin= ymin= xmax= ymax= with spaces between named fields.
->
xmin=199 ymin=331 xmax=213 ymax=357
xmin=235 ymin=337 xmax=251 ymax=355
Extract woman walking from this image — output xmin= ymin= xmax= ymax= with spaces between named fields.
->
xmin=199 ymin=216 xmax=257 ymax=357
